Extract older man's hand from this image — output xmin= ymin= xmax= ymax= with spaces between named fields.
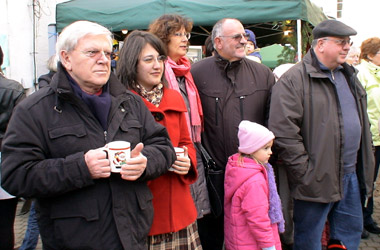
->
xmin=85 ymin=149 xmax=111 ymax=179
xmin=120 ymin=143 xmax=147 ymax=181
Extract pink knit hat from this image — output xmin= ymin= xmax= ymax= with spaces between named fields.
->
xmin=238 ymin=120 xmax=275 ymax=154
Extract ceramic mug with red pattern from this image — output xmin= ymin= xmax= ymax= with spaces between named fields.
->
xmin=103 ymin=141 xmax=131 ymax=173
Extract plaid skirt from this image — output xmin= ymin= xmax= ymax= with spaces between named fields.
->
xmin=147 ymin=221 xmax=203 ymax=250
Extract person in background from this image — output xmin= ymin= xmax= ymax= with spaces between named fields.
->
xmin=244 ymin=29 xmax=262 ymax=63
xmin=272 ymin=63 xmax=295 ymax=82
xmin=117 ymin=30 xmax=201 ymax=250
xmin=204 ymin=36 xmax=214 ymax=57
xmin=0 ymin=45 xmax=26 ymax=250
xmin=345 ymin=46 xmax=360 ymax=66
xmin=149 ymin=14 xmax=211 ymax=223
xmin=38 ymin=54 xmax=58 ymax=89
xmin=356 ymin=37 xmax=380 ymax=237
xmin=224 ymin=120 xmax=284 ymax=250
xmin=268 ymin=19 xmax=374 ymax=250
xmin=1 ymin=20 xmax=175 ymax=250
xmin=191 ymin=18 xmax=275 ymax=250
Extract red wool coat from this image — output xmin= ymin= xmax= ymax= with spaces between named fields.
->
xmin=133 ymin=88 xmax=198 ymax=235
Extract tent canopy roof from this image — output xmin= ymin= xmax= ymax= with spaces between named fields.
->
xmin=56 ymin=0 xmax=327 ymax=32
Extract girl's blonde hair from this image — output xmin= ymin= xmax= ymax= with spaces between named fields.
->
xmin=237 ymin=152 xmax=266 ymax=167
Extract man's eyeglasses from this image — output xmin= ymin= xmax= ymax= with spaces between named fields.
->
xmin=141 ymin=55 xmax=167 ymax=64
xmin=219 ymin=33 xmax=249 ymax=41
xmin=80 ymin=50 xmax=113 ymax=60
xmin=173 ymin=32 xmax=191 ymax=40
xmin=322 ymin=38 xmax=353 ymax=47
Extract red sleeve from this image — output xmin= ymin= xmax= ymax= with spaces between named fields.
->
xmin=177 ymin=111 xmax=197 ymax=184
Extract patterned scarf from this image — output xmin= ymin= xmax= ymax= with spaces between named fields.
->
xmin=136 ymin=83 xmax=163 ymax=107
xmin=266 ymin=163 xmax=285 ymax=233
xmin=164 ymin=56 xmax=203 ymax=142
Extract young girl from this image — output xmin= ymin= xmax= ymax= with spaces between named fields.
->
xmin=224 ymin=120 xmax=284 ymax=250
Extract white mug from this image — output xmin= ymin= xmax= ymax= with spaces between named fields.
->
xmin=103 ymin=141 xmax=131 ymax=173
xmin=169 ymin=147 xmax=185 ymax=171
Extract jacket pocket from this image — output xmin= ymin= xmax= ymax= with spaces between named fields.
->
xmin=197 ymin=88 xmax=222 ymax=127
xmin=50 ymin=197 xmax=99 ymax=221
xmin=119 ymin=119 xmax=142 ymax=143
xmin=50 ymin=196 xmax=100 ymax=249
xmin=135 ymin=186 xmax=154 ymax=240
xmin=235 ymin=87 xmax=269 ymax=122
xmin=48 ymin=123 xmax=88 ymax=156
xmin=48 ymin=123 xmax=87 ymax=139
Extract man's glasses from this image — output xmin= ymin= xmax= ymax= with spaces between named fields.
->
xmin=322 ymin=38 xmax=353 ymax=47
xmin=80 ymin=50 xmax=112 ymax=60
xmin=219 ymin=33 xmax=249 ymax=41
xmin=141 ymin=55 xmax=167 ymax=64
xmin=173 ymin=32 xmax=191 ymax=40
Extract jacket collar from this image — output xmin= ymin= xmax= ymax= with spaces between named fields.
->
xmin=132 ymin=88 xmax=187 ymax=113
xmin=214 ymin=51 xmax=243 ymax=71
xmin=303 ymin=49 xmax=366 ymax=97
xmin=50 ymin=62 xmax=126 ymax=98
xmin=304 ymin=49 xmax=356 ymax=79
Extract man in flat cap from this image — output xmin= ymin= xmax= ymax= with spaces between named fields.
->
xmin=268 ymin=19 xmax=374 ymax=250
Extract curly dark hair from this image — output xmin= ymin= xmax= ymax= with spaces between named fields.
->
xmin=360 ymin=37 xmax=380 ymax=61
xmin=148 ymin=14 xmax=193 ymax=46
xmin=116 ymin=30 xmax=167 ymax=92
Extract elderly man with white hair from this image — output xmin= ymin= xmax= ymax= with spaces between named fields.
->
xmin=1 ymin=20 xmax=176 ymax=250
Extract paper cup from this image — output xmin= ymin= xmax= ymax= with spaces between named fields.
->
xmin=169 ymin=147 xmax=185 ymax=171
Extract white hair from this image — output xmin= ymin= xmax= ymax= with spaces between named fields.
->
xmin=56 ymin=20 xmax=113 ymax=62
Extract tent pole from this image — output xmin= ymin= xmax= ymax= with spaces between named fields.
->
xmin=297 ymin=19 xmax=302 ymax=62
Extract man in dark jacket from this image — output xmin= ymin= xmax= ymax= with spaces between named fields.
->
xmin=268 ymin=20 xmax=375 ymax=250
xmin=0 ymin=45 xmax=26 ymax=250
xmin=191 ymin=18 xmax=275 ymax=250
xmin=1 ymin=21 xmax=175 ymax=250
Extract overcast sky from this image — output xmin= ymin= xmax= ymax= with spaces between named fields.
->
xmin=311 ymin=0 xmax=378 ymax=46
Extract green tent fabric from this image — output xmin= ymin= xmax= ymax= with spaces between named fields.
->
xmin=260 ymin=43 xmax=285 ymax=69
xmin=56 ymin=0 xmax=327 ymax=32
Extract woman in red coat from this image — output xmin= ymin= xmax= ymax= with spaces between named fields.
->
xmin=116 ymin=30 xmax=201 ymax=249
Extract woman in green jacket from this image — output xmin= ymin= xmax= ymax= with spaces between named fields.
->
xmin=357 ymin=37 xmax=380 ymax=235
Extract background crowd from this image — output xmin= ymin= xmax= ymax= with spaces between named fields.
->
xmin=0 ymin=13 xmax=380 ymax=250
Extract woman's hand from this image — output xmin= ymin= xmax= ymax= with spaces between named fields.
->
xmin=171 ymin=146 xmax=191 ymax=175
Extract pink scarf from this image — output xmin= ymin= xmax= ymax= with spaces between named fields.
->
xmin=165 ymin=56 xmax=203 ymax=142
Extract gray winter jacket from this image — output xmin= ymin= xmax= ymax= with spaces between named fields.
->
xmin=268 ymin=50 xmax=375 ymax=202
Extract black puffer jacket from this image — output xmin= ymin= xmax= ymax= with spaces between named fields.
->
xmin=0 ymin=74 xmax=25 ymax=150
xmin=1 ymin=64 xmax=176 ymax=250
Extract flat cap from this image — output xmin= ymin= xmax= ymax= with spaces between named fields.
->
xmin=313 ymin=19 xmax=357 ymax=39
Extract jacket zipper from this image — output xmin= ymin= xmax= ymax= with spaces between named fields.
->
xmin=239 ymin=96 xmax=245 ymax=120
xmin=215 ymin=97 xmax=219 ymax=126
xmin=104 ymin=131 xmax=108 ymax=143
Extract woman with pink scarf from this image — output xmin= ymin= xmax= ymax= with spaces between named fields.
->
xmin=149 ymin=14 xmax=211 ymax=224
